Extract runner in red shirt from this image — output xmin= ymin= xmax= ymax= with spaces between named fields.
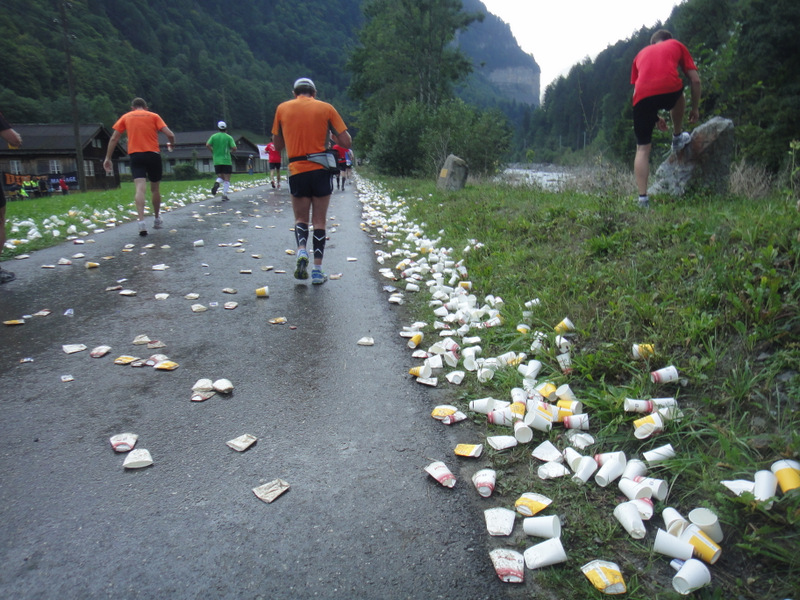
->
xmin=631 ymin=30 xmax=701 ymax=207
xmin=265 ymin=141 xmax=282 ymax=189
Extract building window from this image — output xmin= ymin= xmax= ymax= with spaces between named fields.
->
xmin=9 ymin=160 xmax=22 ymax=175
xmin=50 ymin=160 xmax=62 ymax=174
xmin=84 ymin=160 xmax=95 ymax=177
xmin=92 ymin=138 xmax=102 ymax=149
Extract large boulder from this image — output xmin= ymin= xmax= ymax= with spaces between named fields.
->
xmin=651 ymin=117 xmax=735 ymax=196
xmin=437 ymin=154 xmax=468 ymax=191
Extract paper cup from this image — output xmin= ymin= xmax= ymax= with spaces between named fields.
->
xmin=595 ymin=451 xmax=626 ymax=466
xmin=672 ymin=558 xmax=712 ymax=595
xmin=523 ymin=515 xmax=561 ymax=538
xmin=688 ymin=507 xmax=723 ymax=543
xmin=407 ymin=332 xmax=423 ymax=349
xmin=122 ymin=448 xmax=153 ymax=469
xmin=651 ymin=365 xmax=679 ymax=383
xmin=572 ymin=455 xmax=598 ymax=484
xmin=524 ymin=406 xmax=553 ymax=432
xmin=509 ymin=401 xmax=527 ymax=421
xmin=531 ymin=440 xmax=562 ymax=463
xmin=554 ymin=317 xmax=575 ymax=334
xmin=109 ymin=433 xmax=138 ymax=452
xmin=484 ymin=507 xmax=517 ymax=537
xmin=489 ymin=548 xmax=524 ymax=583
xmin=563 ymin=447 xmax=583 ymax=471
xmin=613 ymin=501 xmax=646 ymax=539
xmin=623 ymin=398 xmax=653 ymax=413
xmin=555 ymin=383 xmax=577 ymax=402
xmin=621 ymin=458 xmax=647 ymax=480
xmin=556 ymin=352 xmax=572 ymax=374
xmin=469 ymin=397 xmax=502 ymax=414
xmin=619 ymin=477 xmax=652 ymax=500
xmin=408 ymin=363 xmax=432 ymax=379
xmin=643 ymin=443 xmax=676 ymax=463
xmin=488 ymin=407 xmax=514 ymax=426
xmin=631 ymin=497 xmax=655 ymax=520
xmin=425 ymin=461 xmax=456 ymax=488
xmin=680 ymin=524 xmax=722 ymax=564
xmin=753 ymin=470 xmax=778 ymax=508
xmin=538 ymin=462 xmax=569 ymax=479
xmin=662 ymin=507 xmax=689 ymax=537
xmin=510 ymin=387 xmax=528 ymax=404
xmin=255 ymin=286 xmax=269 ymax=297
xmin=524 ymin=537 xmax=567 ymax=569
xmin=518 ymin=360 xmax=542 ymax=378
xmin=514 ymin=420 xmax=534 ymax=443
xmin=771 ymin=459 xmax=800 ymax=493
xmin=563 ymin=413 xmax=590 ymax=430
xmin=633 ymin=412 xmax=664 ymax=439
xmin=582 ymin=559 xmax=627 ymax=595
xmin=633 ymin=476 xmax=669 ymax=501
xmin=653 ymin=528 xmax=694 ymax=560
xmin=632 ymin=343 xmax=655 ymax=360
xmin=514 ymin=492 xmax=552 ymax=517
xmin=595 ymin=456 xmax=626 ymax=487
xmin=472 ymin=468 xmax=496 ymax=497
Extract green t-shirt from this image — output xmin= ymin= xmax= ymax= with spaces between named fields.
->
xmin=207 ymin=132 xmax=236 ymax=166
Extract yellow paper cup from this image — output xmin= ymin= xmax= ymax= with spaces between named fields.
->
xmin=680 ymin=524 xmax=722 ymax=564
xmin=255 ymin=286 xmax=269 ymax=297
xmin=771 ymin=459 xmax=800 ymax=493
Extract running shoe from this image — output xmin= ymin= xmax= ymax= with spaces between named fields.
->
xmin=221 ymin=194 xmax=229 ymax=202
xmin=138 ymin=221 xmax=148 ymax=236
xmin=294 ymin=249 xmax=309 ymax=280
xmin=311 ymin=268 xmax=327 ymax=285
xmin=153 ymin=216 xmax=163 ymax=229
xmin=0 ymin=267 xmax=16 ymax=284
xmin=211 ymin=181 xmax=220 ymax=195
xmin=672 ymin=131 xmax=691 ymax=152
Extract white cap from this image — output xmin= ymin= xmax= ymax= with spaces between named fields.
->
xmin=217 ymin=120 xmax=227 ymax=130
xmin=293 ymin=77 xmax=316 ymax=93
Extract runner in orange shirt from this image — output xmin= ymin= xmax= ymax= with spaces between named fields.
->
xmin=104 ymin=97 xmax=176 ymax=236
xmin=271 ymin=78 xmax=351 ymax=285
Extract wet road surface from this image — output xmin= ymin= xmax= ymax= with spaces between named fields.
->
xmin=0 ymin=182 xmax=518 ymax=599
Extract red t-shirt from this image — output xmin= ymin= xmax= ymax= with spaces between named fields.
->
xmin=266 ymin=142 xmax=281 ymax=163
xmin=332 ymin=144 xmax=347 ymax=162
xmin=631 ymin=39 xmax=697 ymax=106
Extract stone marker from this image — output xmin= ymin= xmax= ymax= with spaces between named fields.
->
xmin=436 ymin=154 xmax=468 ymax=191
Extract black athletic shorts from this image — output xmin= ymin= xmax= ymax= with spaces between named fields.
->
xmin=129 ymin=151 xmax=163 ymax=181
xmin=214 ymin=164 xmax=233 ymax=175
xmin=269 ymin=162 xmax=281 ymax=170
xmin=289 ymin=168 xmax=333 ymax=198
xmin=633 ymin=89 xmax=683 ymax=145
xmin=0 ymin=185 xmax=6 ymax=209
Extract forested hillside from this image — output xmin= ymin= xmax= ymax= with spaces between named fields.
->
xmin=524 ymin=0 xmax=800 ymax=172
xmin=0 ymin=0 xmax=538 ymax=144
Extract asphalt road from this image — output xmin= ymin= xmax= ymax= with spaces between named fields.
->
xmin=0 ymin=181 xmax=519 ymax=599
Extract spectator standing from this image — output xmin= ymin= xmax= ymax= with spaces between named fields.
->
xmin=103 ymin=97 xmax=176 ymax=236
xmin=207 ymin=121 xmax=237 ymax=201
xmin=0 ymin=110 xmax=22 ymax=284
xmin=271 ymin=77 xmax=351 ymax=285
xmin=247 ymin=154 xmax=254 ymax=175
xmin=58 ymin=177 xmax=68 ymax=195
xmin=266 ymin=140 xmax=282 ymax=189
xmin=631 ymin=29 xmax=701 ymax=207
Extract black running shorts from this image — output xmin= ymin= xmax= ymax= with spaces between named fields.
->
xmin=633 ymin=89 xmax=683 ymax=146
xmin=129 ymin=151 xmax=163 ymax=181
xmin=289 ymin=169 xmax=333 ymax=198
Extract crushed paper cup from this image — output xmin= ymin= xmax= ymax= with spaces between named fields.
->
xmin=532 ymin=441 xmax=563 ymax=463
xmin=454 ymin=443 xmax=483 ymax=458
xmin=614 ymin=501 xmax=646 ymax=539
xmin=191 ymin=390 xmax=215 ymax=402
xmin=425 ymin=461 xmax=456 ymax=488
xmin=192 ymin=378 xmax=214 ymax=391
xmin=132 ymin=335 xmax=151 ymax=345
xmin=62 ymin=344 xmax=87 ymax=354
xmin=472 ymin=468 xmax=497 ymax=497
xmin=224 ymin=302 xmax=238 ymax=310
xmin=154 ymin=293 xmax=169 ymax=300
xmin=119 ymin=289 xmax=137 ymax=296
xmin=416 ymin=376 xmax=438 ymax=387
xmin=524 ymin=537 xmax=567 ymax=569
xmin=154 ymin=360 xmax=179 ymax=371
xmin=357 ymin=337 xmax=375 ymax=346
xmin=212 ymin=378 xmax=234 ymax=394
xmin=538 ymin=462 xmax=570 ymax=479
xmin=253 ymin=479 xmax=290 ymax=503
xmin=123 ymin=448 xmax=153 ymax=469
xmin=191 ymin=304 xmax=207 ymax=312
xmin=90 ymin=345 xmax=111 ymax=358
xmin=582 ymin=560 xmax=626 ymax=595
xmin=226 ymin=434 xmax=257 ymax=452
xmin=489 ymin=548 xmax=524 ymax=583
xmin=484 ymin=507 xmax=516 ymax=536
xmin=431 ymin=405 xmax=459 ymax=420
xmin=720 ymin=479 xmax=755 ymax=497
xmin=631 ymin=497 xmax=655 ymax=520
xmin=114 ymin=355 xmax=140 ymax=365
xmin=487 ymin=435 xmax=518 ymax=451
xmin=445 ymin=371 xmax=465 ymax=384
xmin=565 ymin=430 xmax=594 ymax=449
xmin=222 ymin=287 xmax=237 ymax=294
xmin=514 ymin=492 xmax=552 ymax=517
xmin=109 ymin=433 xmax=138 ymax=452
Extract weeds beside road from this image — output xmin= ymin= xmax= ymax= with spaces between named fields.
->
xmin=368 ymin=174 xmax=799 ymax=599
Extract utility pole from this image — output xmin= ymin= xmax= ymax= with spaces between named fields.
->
xmin=57 ymin=1 xmax=85 ymax=193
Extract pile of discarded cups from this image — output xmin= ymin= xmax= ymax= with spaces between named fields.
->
xmin=356 ymin=178 xmax=800 ymax=595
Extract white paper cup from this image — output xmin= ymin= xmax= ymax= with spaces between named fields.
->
xmin=555 ymin=383 xmax=577 ymax=402
xmin=633 ymin=476 xmax=669 ymax=501
xmin=563 ymin=447 xmax=583 ymax=471
xmin=632 ymin=343 xmax=655 ymax=360
xmin=672 ymin=558 xmax=712 ymax=595
xmin=595 ymin=456 xmax=626 ymax=487
xmin=489 ymin=548 xmax=524 ymax=583
xmin=556 ymin=352 xmax=572 ymax=373
xmin=538 ymin=461 xmax=569 ymax=479
xmin=518 ymin=360 xmax=542 ymax=378
xmin=753 ymin=470 xmax=778 ymax=508
xmin=572 ymin=455 xmax=598 ymax=484
xmin=523 ymin=537 xmax=567 ymax=569
xmin=688 ymin=507 xmax=723 ymax=543
xmin=469 ymin=397 xmax=502 ymax=414
xmin=524 ymin=406 xmax=553 ymax=432
xmin=643 ymin=443 xmax=676 ymax=463
xmin=621 ymin=458 xmax=647 ymax=480
xmin=515 ymin=492 xmax=552 ymax=517
xmin=633 ymin=412 xmax=664 ymax=439
xmin=618 ymin=477 xmax=652 ymax=500
xmin=631 ymin=497 xmax=655 ymax=520
xmin=653 ymin=528 xmax=694 ymax=560
xmin=509 ymin=401 xmax=527 ymax=421
xmin=531 ymin=440 xmax=562 ymax=463
xmin=514 ymin=420 xmax=534 ymax=444
xmin=554 ymin=317 xmax=575 ymax=334
xmin=523 ymin=515 xmax=561 ymax=538
xmin=472 ymin=468 xmax=496 ymax=497
xmin=662 ymin=507 xmax=689 ymax=537
xmin=623 ymin=398 xmax=653 ymax=413
xmin=651 ymin=365 xmax=679 ymax=383
xmin=563 ymin=413 xmax=590 ymax=430
xmin=680 ymin=524 xmax=722 ymax=564
xmin=771 ymin=459 xmax=800 ymax=493
xmin=123 ymin=448 xmax=153 ymax=469
xmin=488 ymin=407 xmax=514 ymax=426
xmin=510 ymin=387 xmax=528 ymax=404
xmin=425 ymin=461 xmax=456 ymax=488
xmin=595 ymin=451 xmax=626 ymax=466
xmin=557 ymin=398 xmax=583 ymax=415
xmin=484 ymin=507 xmax=517 ymax=537
xmin=613 ymin=501 xmax=646 ymax=539
xmin=477 ymin=366 xmax=495 ymax=382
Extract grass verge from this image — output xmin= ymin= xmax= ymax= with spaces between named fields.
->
xmin=365 ymin=172 xmax=799 ymax=599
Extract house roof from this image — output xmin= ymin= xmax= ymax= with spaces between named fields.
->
xmin=0 ymin=123 xmax=112 ymax=154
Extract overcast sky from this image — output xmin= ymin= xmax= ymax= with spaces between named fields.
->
xmin=479 ymin=0 xmax=684 ymax=96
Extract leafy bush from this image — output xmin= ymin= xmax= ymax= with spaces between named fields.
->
xmin=172 ymin=162 xmax=200 ymax=180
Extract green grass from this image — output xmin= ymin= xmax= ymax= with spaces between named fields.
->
xmin=2 ymin=174 xmax=272 ymax=256
xmin=366 ymin=172 xmax=800 ymax=599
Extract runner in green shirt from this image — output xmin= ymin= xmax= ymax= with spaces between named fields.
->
xmin=206 ymin=121 xmax=237 ymax=201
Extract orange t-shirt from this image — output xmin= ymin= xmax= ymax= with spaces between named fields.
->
xmin=113 ymin=109 xmax=167 ymax=154
xmin=271 ymin=96 xmax=347 ymax=176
